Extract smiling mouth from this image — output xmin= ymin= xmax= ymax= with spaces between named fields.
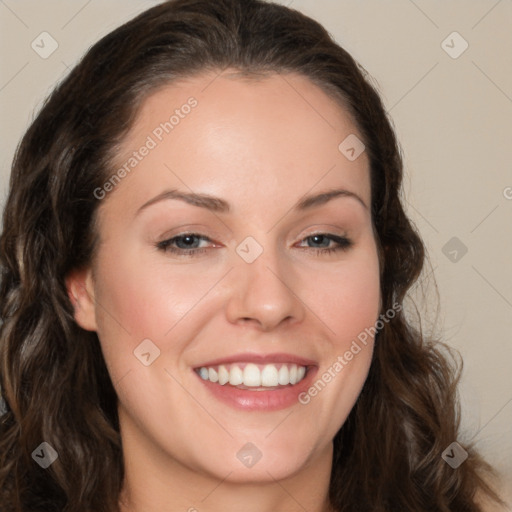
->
xmin=194 ymin=362 xmax=309 ymax=390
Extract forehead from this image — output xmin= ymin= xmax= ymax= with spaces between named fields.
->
xmin=105 ymin=70 xmax=371 ymax=219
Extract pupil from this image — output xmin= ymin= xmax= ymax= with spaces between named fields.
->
xmin=179 ymin=235 xmax=197 ymax=248
xmin=311 ymin=235 xmax=328 ymax=247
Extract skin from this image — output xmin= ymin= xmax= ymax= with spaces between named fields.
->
xmin=67 ymin=70 xmax=381 ymax=512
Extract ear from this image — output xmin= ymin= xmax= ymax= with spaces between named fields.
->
xmin=65 ymin=266 xmax=98 ymax=332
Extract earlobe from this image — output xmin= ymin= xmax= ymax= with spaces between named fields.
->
xmin=65 ymin=267 xmax=97 ymax=332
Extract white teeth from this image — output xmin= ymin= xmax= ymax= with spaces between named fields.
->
xmin=218 ymin=365 xmax=229 ymax=385
xmin=197 ymin=362 xmax=308 ymax=387
xmin=278 ymin=365 xmax=289 ymax=385
xmin=208 ymin=367 xmax=218 ymax=383
xmin=243 ymin=363 xmax=261 ymax=387
xmin=229 ymin=365 xmax=243 ymax=386
xmin=289 ymin=365 xmax=298 ymax=385
xmin=261 ymin=364 xmax=279 ymax=387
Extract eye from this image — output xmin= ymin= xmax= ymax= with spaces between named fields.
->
xmin=297 ymin=233 xmax=353 ymax=255
xmin=156 ymin=233 xmax=213 ymax=257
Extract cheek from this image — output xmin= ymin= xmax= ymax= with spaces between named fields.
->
xmin=93 ymin=244 xmax=199 ymax=337
xmin=312 ymin=248 xmax=381 ymax=344
xmin=90 ymin=245 xmax=177 ymax=379
xmin=91 ymin=242 xmax=227 ymax=382
xmin=297 ymin=245 xmax=380 ymax=430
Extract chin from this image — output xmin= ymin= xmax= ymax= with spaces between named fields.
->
xmin=189 ymin=431 xmax=324 ymax=484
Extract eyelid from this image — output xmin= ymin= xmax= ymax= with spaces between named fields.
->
xmin=157 ymin=224 xmax=222 ymax=240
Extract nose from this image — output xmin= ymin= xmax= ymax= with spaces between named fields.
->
xmin=225 ymin=245 xmax=306 ymax=331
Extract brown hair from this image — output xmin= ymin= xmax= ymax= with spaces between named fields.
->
xmin=0 ymin=0 xmax=504 ymax=510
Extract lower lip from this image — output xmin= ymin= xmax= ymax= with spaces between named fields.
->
xmin=194 ymin=367 xmax=318 ymax=411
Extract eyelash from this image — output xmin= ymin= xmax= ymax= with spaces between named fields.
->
xmin=156 ymin=232 xmax=353 ymax=258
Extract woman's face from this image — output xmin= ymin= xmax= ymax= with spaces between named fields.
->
xmin=70 ymin=70 xmax=381 ymax=484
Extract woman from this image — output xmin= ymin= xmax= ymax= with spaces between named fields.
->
xmin=0 ymin=0 xmax=506 ymax=510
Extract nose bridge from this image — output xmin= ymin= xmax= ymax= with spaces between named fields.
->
xmin=225 ymin=235 xmax=304 ymax=330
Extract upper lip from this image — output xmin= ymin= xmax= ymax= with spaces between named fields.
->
xmin=194 ymin=352 xmax=318 ymax=368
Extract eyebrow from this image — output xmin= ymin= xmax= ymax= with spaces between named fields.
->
xmin=136 ymin=187 xmax=367 ymax=216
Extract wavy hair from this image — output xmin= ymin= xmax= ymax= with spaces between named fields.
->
xmin=0 ymin=0 xmax=504 ymax=510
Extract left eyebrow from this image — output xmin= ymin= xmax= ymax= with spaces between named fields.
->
xmin=295 ymin=188 xmax=368 ymax=211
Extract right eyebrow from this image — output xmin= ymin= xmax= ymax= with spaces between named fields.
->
xmin=136 ymin=189 xmax=230 ymax=217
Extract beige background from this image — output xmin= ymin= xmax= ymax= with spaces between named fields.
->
xmin=1 ymin=0 xmax=511 ymax=501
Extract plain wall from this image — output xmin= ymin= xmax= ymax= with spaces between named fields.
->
xmin=1 ymin=0 xmax=511 ymax=502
